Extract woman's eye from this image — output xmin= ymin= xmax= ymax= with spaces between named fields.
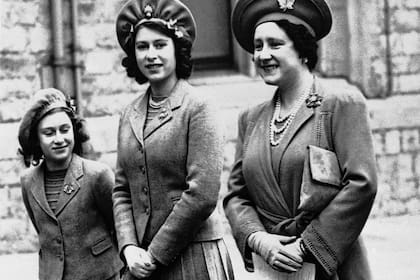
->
xmin=136 ymin=44 xmax=148 ymax=51
xmin=254 ymin=43 xmax=262 ymax=51
xmin=155 ymin=42 xmax=166 ymax=49
xmin=42 ymin=130 xmax=54 ymax=136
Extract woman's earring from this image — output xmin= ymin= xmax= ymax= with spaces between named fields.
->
xmin=302 ymin=57 xmax=308 ymax=64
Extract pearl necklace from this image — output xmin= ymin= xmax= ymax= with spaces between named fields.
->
xmin=269 ymin=76 xmax=315 ymax=146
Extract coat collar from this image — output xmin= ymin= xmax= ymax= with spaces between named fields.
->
xmin=129 ymin=79 xmax=187 ymax=145
xmin=30 ymin=154 xmax=84 ymax=219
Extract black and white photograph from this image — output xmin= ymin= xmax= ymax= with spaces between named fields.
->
xmin=0 ymin=0 xmax=419 ymax=279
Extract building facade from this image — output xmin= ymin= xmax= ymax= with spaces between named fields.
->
xmin=1 ymin=0 xmax=420 ymax=254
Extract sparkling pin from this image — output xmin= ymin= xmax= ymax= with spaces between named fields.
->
xmin=159 ymin=112 xmax=168 ymax=120
xmin=144 ymin=4 xmax=153 ymax=19
xmin=277 ymin=0 xmax=295 ymax=11
xmin=63 ymin=184 xmax=75 ymax=194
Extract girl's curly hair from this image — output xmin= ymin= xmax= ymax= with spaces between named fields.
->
xmin=275 ymin=20 xmax=319 ymax=71
xmin=24 ymin=108 xmax=89 ymax=167
xmin=121 ymin=21 xmax=193 ymax=84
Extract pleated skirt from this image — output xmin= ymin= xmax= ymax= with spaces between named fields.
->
xmin=123 ymin=238 xmax=234 ymax=280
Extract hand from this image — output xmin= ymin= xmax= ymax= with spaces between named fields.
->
xmin=248 ymin=232 xmax=303 ymax=272
xmin=123 ymin=245 xmax=157 ymax=278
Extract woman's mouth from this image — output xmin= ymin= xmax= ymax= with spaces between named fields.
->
xmin=146 ymin=64 xmax=163 ymax=70
xmin=260 ymin=64 xmax=278 ymax=73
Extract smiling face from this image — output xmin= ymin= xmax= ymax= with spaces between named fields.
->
xmin=135 ymin=26 xmax=177 ymax=86
xmin=253 ymin=22 xmax=302 ymax=87
xmin=37 ymin=111 xmax=74 ymax=170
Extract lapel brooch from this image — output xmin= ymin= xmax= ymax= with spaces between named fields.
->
xmin=305 ymin=76 xmax=323 ymax=108
xmin=63 ymin=183 xmax=75 ymax=195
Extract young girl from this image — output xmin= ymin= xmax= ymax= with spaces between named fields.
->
xmin=18 ymin=88 xmax=123 ymax=280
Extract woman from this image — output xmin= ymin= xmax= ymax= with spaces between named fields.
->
xmin=223 ymin=0 xmax=377 ymax=279
xmin=113 ymin=0 xmax=233 ymax=279
xmin=18 ymin=88 xmax=123 ymax=280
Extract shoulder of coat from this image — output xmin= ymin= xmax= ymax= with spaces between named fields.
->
xmin=318 ymin=78 xmax=367 ymax=109
xmin=80 ymin=157 xmax=113 ymax=177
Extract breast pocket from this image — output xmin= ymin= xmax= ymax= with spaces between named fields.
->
xmin=91 ymin=236 xmax=112 ymax=256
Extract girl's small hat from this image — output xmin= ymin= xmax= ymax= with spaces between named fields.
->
xmin=18 ymin=88 xmax=72 ymax=158
xmin=116 ymin=0 xmax=196 ymax=54
xmin=232 ymin=0 xmax=333 ymax=53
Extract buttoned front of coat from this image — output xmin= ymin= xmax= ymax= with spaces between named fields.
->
xmin=113 ymin=80 xmax=224 ymax=266
xmin=20 ymin=154 xmax=123 ymax=280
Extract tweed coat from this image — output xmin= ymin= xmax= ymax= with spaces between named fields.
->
xmin=223 ymin=78 xmax=377 ymax=280
xmin=112 ymin=79 xmax=225 ymax=267
xmin=20 ymin=154 xmax=123 ymax=280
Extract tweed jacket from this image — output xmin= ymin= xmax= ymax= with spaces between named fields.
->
xmin=20 ymin=154 xmax=123 ymax=280
xmin=223 ymin=78 xmax=377 ymax=279
xmin=113 ymin=79 xmax=224 ymax=266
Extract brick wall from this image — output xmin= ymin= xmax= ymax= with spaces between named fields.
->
xmin=1 ymin=0 xmax=420 ymax=254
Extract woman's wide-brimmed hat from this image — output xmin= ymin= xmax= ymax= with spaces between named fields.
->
xmin=18 ymin=88 xmax=72 ymax=159
xmin=232 ymin=0 xmax=333 ymax=53
xmin=116 ymin=0 xmax=196 ymax=54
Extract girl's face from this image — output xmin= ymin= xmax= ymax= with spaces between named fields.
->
xmin=253 ymin=22 xmax=302 ymax=86
xmin=37 ymin=111 xmax=74 ymax=170
xmin=135 ymin=26 xmax=177 ymax=85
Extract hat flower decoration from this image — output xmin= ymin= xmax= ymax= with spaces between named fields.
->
xmin=277 ymin=0 xmax=295 ymax=11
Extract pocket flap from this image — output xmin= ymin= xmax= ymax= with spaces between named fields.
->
xmin=91 ymin=237 xmax=112 ymax=256
xmin=308 ymin=145 xmax=341 ymax=187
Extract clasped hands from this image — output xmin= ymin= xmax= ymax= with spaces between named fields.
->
xmin=248 ymin=231 xmax=304 ymax=273
xmin=124 ymin=245 xmax=157 ymax=279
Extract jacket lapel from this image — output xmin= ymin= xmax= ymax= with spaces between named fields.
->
xmin=249 ymin=98 xmax=293 ymax=216
xmin=144 ymin=80 xmax=186 ymax=140
xmin=128 ymin=90 xmax=149 ymax=148
xmin=54 ymin=155 xmax=83 ymax=216
xmin=30 ymin=164 xmax=57 ymax=220
xmin=272 ymin=101 xmax=314 ymax=177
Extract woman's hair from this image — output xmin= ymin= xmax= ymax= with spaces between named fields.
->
xmin=25 ymin=108 xmax=89 ymax=167
xmin=122 ymin=21 xmax=193 ymax=84
xmin=275 ymin=20 xmax=319 ymax=71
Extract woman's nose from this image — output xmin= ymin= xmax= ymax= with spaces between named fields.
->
xmin=146 ymin=47 xmax=157 ymax=60
xmin=54 ymin=132 xmax=65 ymax=143
xmin=258 ymin=46 xmax=271 ymax=60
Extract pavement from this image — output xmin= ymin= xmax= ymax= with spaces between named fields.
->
xmin=0 ymin=214 xmax=419 ymax=280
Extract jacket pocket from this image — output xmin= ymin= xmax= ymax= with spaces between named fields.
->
xmin=298 ymin=145 xmax=342 ymax=213
xmin=91 ymin=236 xmax=112 ymax=256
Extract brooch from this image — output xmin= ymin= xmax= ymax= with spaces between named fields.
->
xmin=305 ymin=92 xmax=323 ymax=108
xmin=63 ymin=184 xmax=75 ymax=195
xmin=277 ymin=0 xmax=295 ymax=11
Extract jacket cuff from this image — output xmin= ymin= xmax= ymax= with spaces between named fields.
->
xmin=302 ymin=225 xmax=338 ymax=276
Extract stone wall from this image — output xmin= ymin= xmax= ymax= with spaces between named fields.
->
xmin=1 ymin=0 xmax=420 ymax=254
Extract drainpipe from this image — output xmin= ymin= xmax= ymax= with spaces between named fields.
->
xmin=70 ymin=0 xmax=83 ymax=116
xmin=384 ymin=0 xmax=393 ymax=97
xmin=50 ymin=0 xmax=66 ymax=93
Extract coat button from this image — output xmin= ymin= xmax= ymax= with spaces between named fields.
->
xmin=143 ymin=187 xmax=148 ymax=194
xmin=140 ymin=166 xmax=146 ymax=174
xmin=145 ymin=207 xmax=150 ymax=214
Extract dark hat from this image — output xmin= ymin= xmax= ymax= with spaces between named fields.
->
xmin=18 ymin=88 xmax=73 ymax=160
xmin=232 ymin=0 xmax=333 ymax=52
xmin=116 ymin=0 xmax=196 ymax=54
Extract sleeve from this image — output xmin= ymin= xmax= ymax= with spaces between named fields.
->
xmin=222 ymin=109 xmax=266 ymax=272
xmin=93 ymin=164 xmax=116 ymax=232
xmin=20 ymin=175 xmax=39 ymax=234
xmin=112 ymin=112 xmax=138 ymax=260
xmin=301 ymin=92 xmax=378 ymax=276
xmin=147 ymin=100 xmax=224 ymax=266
